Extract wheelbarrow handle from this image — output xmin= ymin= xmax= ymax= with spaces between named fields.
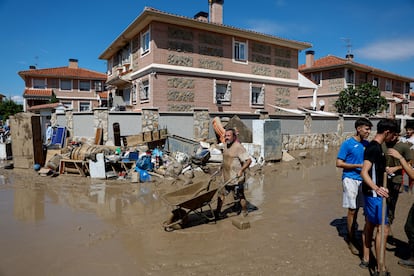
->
xmin=217 ymin=176 xmax=239 ymax=191
xmin=206 ymin=170 xmax=222 ymax=191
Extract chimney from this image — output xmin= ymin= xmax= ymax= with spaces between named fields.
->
xmin=305 ymin=50 xmax=315 ymax=68
xmin=29 ymin=65 xmax=36 ymax=70
xmin=209 ymin=0 xmax=224 ymax=24
xmin=346 ymin=54 xmax=354 ymax=61
xmin=68 ymin=58 xmax=78 ymax=69
xmin=194 ymin=11 xmax=208 ymax=22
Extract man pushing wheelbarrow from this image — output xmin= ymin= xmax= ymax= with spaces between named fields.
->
xmin=215 ymin=128 xmax=252 ymax=219
xmin=161 ymin=128 xmax=252 ymax=231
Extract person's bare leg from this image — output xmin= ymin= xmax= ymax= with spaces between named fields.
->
xmin=347 ymin=208 xmax=359 ymax=254
xmin=361 ymin=219 xmax=374 ymax=268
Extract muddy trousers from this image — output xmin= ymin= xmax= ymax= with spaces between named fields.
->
xmin=405 ymin=203 xmax=414 ymax=256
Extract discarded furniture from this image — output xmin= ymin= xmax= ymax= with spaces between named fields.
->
xmin=59 ymin=159 xmax=90 ymax=176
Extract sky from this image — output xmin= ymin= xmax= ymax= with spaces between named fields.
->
xmin=0 ymin=0 xmax=413 ymax=104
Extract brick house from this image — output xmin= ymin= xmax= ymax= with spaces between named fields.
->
xmin=19 ymin=59 xmax=107 ymax=112
xmin=98 ymin=1 xmax=312 ymax=114
xmin=299 ymin=51 xmax=414 ymax=116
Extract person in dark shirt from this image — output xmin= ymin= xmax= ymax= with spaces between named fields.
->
xmin=389 ymin=147 xmax=414 ymax=269
xmin=359 ymin=119 xmax=399 ymax=274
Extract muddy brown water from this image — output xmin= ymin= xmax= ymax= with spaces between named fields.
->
xmin=0 ymin=149 xmax=413 ymax=275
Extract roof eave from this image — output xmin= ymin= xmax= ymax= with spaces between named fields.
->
xmin=300 ymin=62 xmax=414 ymax=82
xmin=99 ymin=7 xmax=312 ymax=60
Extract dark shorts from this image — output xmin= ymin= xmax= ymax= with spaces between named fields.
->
xmin=219 ymin=183 xmax=245 ymax=199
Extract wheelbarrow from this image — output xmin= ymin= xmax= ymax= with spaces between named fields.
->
xmin=161 ymin=173 xmax=236 ymax=231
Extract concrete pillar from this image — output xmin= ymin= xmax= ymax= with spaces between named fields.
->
xmin=142 ymin=108 xmax=159 ymax=132
xmin=193 ymin=108 xmax=210 ymax=141
xmin=65 ymin=110 xmax=73 ymax=139
xmin=304 ymin=113 xmax=312 ymax=134
xmin=93 ymin=108 xmax=109 ymax=144
xmin=337 ymin=114 xmax=344 ymax=136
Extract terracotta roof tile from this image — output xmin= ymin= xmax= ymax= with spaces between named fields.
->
xmin=27 ymin=102 xmax=61 ymax=111
xmin=299 ymin=55 xmax=414 ymax=81
xmin=299 ymin=55 xmax=355 ymax=70
xmin=98 ymin=92 xmax=108 ymax=99
xmin=24 ymin=89 xmax=53 ymax=97
xmin=19 ymin=67 xmax=106 ymax=80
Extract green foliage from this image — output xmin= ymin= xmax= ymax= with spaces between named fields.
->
xmin=0 ymin=98 xmax=23 ymax=121
xmin=334 ymin=83 xmax=388 ymax=115
xmin=49 ymin=93 xmax=58 ymax=103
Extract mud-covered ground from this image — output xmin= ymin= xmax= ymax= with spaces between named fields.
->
xmin=1 ymin=148 xmax=413 ymax=276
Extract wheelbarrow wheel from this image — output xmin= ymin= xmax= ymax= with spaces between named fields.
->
xmin=163 ymin=209 xmax=187 ymax=231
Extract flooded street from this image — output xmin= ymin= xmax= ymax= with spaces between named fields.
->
xmin=0 ymin=149 xmax=413 ymax=275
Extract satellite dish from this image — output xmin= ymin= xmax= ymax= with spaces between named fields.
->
xmin=319 ymin=100 xmax=325 ymax=106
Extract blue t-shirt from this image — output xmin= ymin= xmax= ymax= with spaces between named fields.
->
xmin=337 ymin=137 xmax=369 ymax=180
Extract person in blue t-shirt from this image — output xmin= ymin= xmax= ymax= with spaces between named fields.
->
xmin=336 ymin=117 xmax=372 ymax=255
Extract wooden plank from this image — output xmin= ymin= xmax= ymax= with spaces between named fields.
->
xmin=113 ymin=123 xmax=121 ymax=146
xmin=45 ymin=149 xmax=62 ymax=166
xmin=125 ymin=134 xmax=144 ymax=146
xmin=94 ymin=128 xmax=103 ymax=145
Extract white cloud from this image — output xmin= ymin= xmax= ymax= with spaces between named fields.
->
xmin=355 ymin=38 xmax=414 ymax=61
xmin=11 ymin=95 xmax=23 ymax=104
xmin=246 ymin=19 xmax=286 ymax=35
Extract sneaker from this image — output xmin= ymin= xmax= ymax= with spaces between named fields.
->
xmin=359 ymin=260 xmax=369 ymax=269
xmin=348 ymin=242 xmax=359 ymax=255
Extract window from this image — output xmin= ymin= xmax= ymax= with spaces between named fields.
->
xmin=79 ymin=102 xmax=91 ymax=112
xmin=233 ymin=40 xmax=247 ymax=62
xmin=251 ymin=83 xmax=265 ymax=106
xmin=94 ymin=81 xmax=103 ymax=92
xmin=107 ymin=59 xmax=113 ymax=75
xmin=132 ymin=84 xmax=137 ymax=104
xmin=372 ymin=77 xmax=379 ymax=87
xmin=122 ymin=43 xmax=131 ymax=64
xmin=61 ymin=79 xmax=72 ymax=91
xmin=311 ymin=72 xmax=321 ymax=85
xmin=386 ymin=79 xmax=392 ymax=92
xmin=214 ymin=80 xmax=231 ymax=104
xmin=79 ymin=80 xmax=91 ymax=91
xmin=141 ymin=30 xmax=150 ymax=55
xmin=139 ymin=80 xmax=149 ymax=101
xmin=33 ymin=78 xmax=46 ymax=89
xmin=61 ymin=101 xmax=73 ymax=110
xmin=346 ymin=69 xmax=354 ymax=84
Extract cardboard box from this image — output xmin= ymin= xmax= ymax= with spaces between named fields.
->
xmin=143 ymin=131 xmax=152 ymax=142
xmin=159 ymin=129 xmax=168 ymax=139
xmin=152 ymin=130 xmax=160 ymax=140
xmin=125 ymin=134 xmax=144 ymax=146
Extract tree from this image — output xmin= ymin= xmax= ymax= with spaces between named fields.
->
xmin=49 ymin=93 xmax=59 ymax=103
xmin=0 ymin=98 xmax=23 ymax=121
xmin=334 ymin=83 xmax=388 ymax=115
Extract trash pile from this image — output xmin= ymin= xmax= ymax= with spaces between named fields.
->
xmin=38 ymin=135 xmax=225 ymax=185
